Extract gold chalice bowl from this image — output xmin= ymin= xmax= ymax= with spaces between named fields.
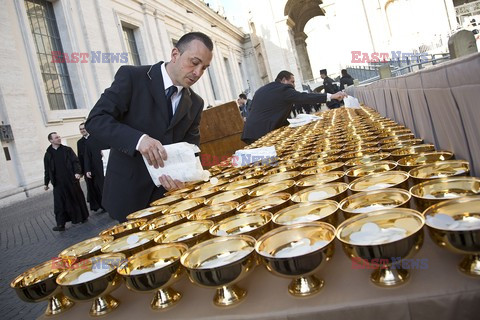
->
xmin=150 ymin=193 xmax=184 ymax=207
xmin=126 ymin=205 xmax=168 ymax=221
xmin=300 ymin=162 xmax=344 ymax=176
xmin=380 ymin=139 xmax=423 ymax=152
xmin=300 ymin=156 xmax=339 ymax=167
xmin=423 ymin=196 xmax=480 ymax=276
xmin=183 ymin=186 xmax=222 ymax=200
xmin=222 ymin=178 xmax=259 ymax=191
xmin=295 ymin=171 xmax=345 ymax=190
xmin=237 ymin=192 xmax=291 ymax=214
xmin=273 ymin=201 xmax=338 ymax=227
xmin=11 ymin=259 xmax=74 ymax=316
xmin=345 ymin=160 xmax=398 ymax=183
xmin=337 ymin=209 xmax=424 ymax=286
xmin=255 ymin=222 xmax=336 ymax=296
xmin=397 ymin=151 xmax=454 ymax=171
xmin=118 ymin=243 xmax=188 ymax=309
xmin=154 ymin=220 xmax=214 ymax=247
xmin=349 ymin=171 xmax=409 ymax=193
xmin=379 ymin=133 xmax=415 ymax=145
xmin=56 ymin=253 xmax=126 ymax=316
xmin=291 ymin=182 xmax=348 ymax=203
xmin=408 ymin=160 xmax=470 ymax=185
xmin=139 ymin=212 xmax=188 ymax=232
xmin=162 ymin=197 xmax=205 ymax=214
xmin=341 ymin=148 xmax=381 ymax=161
xmin=248 ymin=180 xmax=295 ymax=197
xmin=101 ymin=231 xmax=159 ymax=257
xmin=188 ymin=201 xmax=238 ymax=223
xmin=390 ymin=144 xmax=436 ymax=160
xmin=210 ymin=211 xmax=272 ymax=239
xmin=410 ymin=177 xmax=480 ymax=212
xmin=163 ymin=185 xmax=196 ymax=197
xmin=204 ymin=189 xmax=249 ymax=205
xmin=258 ymin=171 xmax=301 ymax=183
xmin=344 ymin=152 xmax=391 ymax=167
xmin=340 ymin=188 xmax=411 ymax=220
xmin=181 ymin=235 xmax=257 ymax=306
xmin=99 ymin=219 xmax=148 ymax=239
xmin=59 ymin=235 xmax=114 ymax=266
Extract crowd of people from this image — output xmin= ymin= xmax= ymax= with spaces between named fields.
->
xmin=43 ymin=31 xmax=352 ymax=229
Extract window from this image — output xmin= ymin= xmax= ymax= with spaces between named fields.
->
xmin=25 ymin=0 xmax=77 ymax=110
xmin=223 ymin=57 xmax=236 ymax=99
xmin=122 ymin=26 xmax=141 ymax=66
xmin=207 ymin=67 xmax=220 ymax=101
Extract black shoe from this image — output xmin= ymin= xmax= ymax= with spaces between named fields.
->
xmin=52 ymin=226 xmax=65 ymax=231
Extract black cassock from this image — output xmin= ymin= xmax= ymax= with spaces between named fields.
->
xmin=77 ymin=137 xmax=96 ymax=209
xmin=44 ymin=145 xmax=89 ymax=226
xmin=85 ymin=136 xmax=109 ymax=211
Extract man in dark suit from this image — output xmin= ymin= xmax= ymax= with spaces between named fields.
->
xmin=84 ymin=135 xmax=109 ymax=213
xmin=86 ymin=32 xmax=213 ymax=222
xmin=241 ymin=70 xmax=347 ymax=144
xmin=320 ymin=69 xmax=341 ymax=109
xmin=77 ymin=123 xmax=95 ymax=209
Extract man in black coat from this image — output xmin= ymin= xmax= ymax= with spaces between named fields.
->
xmin=44 ymin=132 xmax=89 ymax=231
xmin=340 ymin=69 xmax=354 ymax=90
xmin=77 ymin=122 xmax=97 ymax=210
xmin=86 ymin=32 xmax=213 ymax=222
xmin=320 ymin=69 xmax=341 ymax=109
xmin=85 ymin=135 xmax=109 ymax=213
xmin=241 ymin=70 xmax=346 ymax=144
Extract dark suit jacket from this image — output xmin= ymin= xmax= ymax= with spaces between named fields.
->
xmin=241 ymin=82 xmax=327 ymax=143
xmin=77 ymin=137 xmax=87 ymax=174
xmin=85 ymin=62 xmax=204 ymax=221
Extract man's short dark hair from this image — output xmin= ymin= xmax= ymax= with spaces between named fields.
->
xmin=275 ymin=70 xmax=294 ymax=82
xmin=48 ymin=132 xmax=57 ymax=141
xmin=79 ymin=122 xmax=85 ymax=127
xmin=176 ymin=32 xmax=214 ymax=53
xmin=239 ymin=93 xmax=247 ymax=99
xmin=320 ymin=69 xmax=327 ymax=75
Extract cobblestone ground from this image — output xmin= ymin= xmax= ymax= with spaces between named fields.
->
xmin=0 ymin=185 xmax=117 ymax=320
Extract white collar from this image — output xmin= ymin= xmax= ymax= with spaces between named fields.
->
xmin=161 ymin=63 xmax=183 ymax=94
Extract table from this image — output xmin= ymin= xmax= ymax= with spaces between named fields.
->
xmin=39 ymin=233 xmax=480 ymax=320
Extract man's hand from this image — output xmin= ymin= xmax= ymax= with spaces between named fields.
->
xmin=74 ymin=174 xmax=81 ymax=180
xmin=159 ymin=175 xmax=185 ymax=191
xmin=138 ymin=135 xmax=168 ymax=169
xmin=331 ymin=91 xmax=348 ymax=100
xmin=86 ymin=172 xmax=92 ymax=179
xmin=44 ymin=185 xmax=49 ymax=191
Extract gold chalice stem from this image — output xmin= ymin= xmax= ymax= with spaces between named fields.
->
xmin=371 ymin=266 xmax=409 ymax=287
xmin=90 ymin=294 xmax=119 ymax=317
xmin=151 ymin=287 xmax=182 ymax=310
xmin=459 ymin=254 xmax=480 ymax=277
xmin=214 ymin=285 xmax=247 ymax=306
xmin=288 ymin=275 xmax=324 ymax=297
xmin=45 ymin=293 xmax=74 ymax=316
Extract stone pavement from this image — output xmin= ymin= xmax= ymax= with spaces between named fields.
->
xmin=0 ymin=185 xmax=117 ymax=320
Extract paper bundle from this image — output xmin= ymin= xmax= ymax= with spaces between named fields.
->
xmin=232 ymin=146 xmax=277 ymax=167
xmin=344 ymin=96 xmax=361 ymax=108
xmin=143 ymin=142 xmax=210 ymax=186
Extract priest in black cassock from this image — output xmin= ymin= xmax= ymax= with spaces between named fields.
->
xmin=77 ymin=122 xmax=96 ymax=210
xmin=85 ymin=134 xmax=109 ymax=213
xmin=44 ymin=132 xmax=89 ymax=231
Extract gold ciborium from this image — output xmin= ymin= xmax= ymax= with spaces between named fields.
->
xmin=345 ymin=160 xmax=398 ymax=183
xmin=390 ymin=144 xmax=436 ymax=160
xmin=344 ymin=153 xmax=391 ymax=167
xmin=222 ymin=178 xmax=259 ymax=191
xmin=397 ymin=151 xmax=454 ymax=171
xmin=204 ymin=189 xmax=249 ymax=205
xmin=248 ymin=180 xmax=295 ymax=197
xmin=139 ymin=212 xmax=188 ymax=232
xmin=99 ymin=219 xmax=148 ymax=239
xmin=273 ymin=201 xmax=339 ymax=227
xmin=255 ymin=222 xmax=336 ymax=296
xmin=291 ymin=182 xmax=348 ymax=203
xmin=380 ymin=139 xmax=423 ymax=152
xmin=423 ymin=196 xmax=480 ymax=276
xmin=154 ymin=220 xmax=214 ymax=247
xmin=181 ymin=235 xmax=257 ymax=306
xmin=258 ymin=171 xmax=301 ymax=183
xmin=237 ymin=192 xmax=291 ymax=214
xmin=11 ymin=259 xmax=74 ymax=316
xmin=337 ymin=208 xmax=424 ymax=286
xmin=210 ymin=211 xmax=272 ymax=239
xmin=59 ymin=235 xmax=114 ymax=266
xmin=162 ymin=197 xmax=205 ymax=214
xmin=349 ymin=171 xmax=409 ymax=193
xmin=295 ymin=171 xmax=345 ymax=190
xmin=150 ymin=194 xmax=184 ymax=207
xmin=339 ymin=188 xmax=411 ymax=220
xmin=408 ymin=160 xmax=470 ymax=185
xmin=118 ymin=243 xmax=188 ymax=309
xmin=183 ymin=186 xmax=222 ymax=200
xmin=300 ymin=162 xmax=345 ymax=176
xmin=188 ymin=201 xmax=238 ymax=223
xmin=56 ymin=253 xmax=126 ymax=316
xmin=126 ymin=206 xmax=168 ymax=221
xmin=101 ymin=231 xmax=159 ymax=257
xmin=410 ymin=177 xmax=480 ymax=212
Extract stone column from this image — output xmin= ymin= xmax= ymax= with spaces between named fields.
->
xmin=293 ymin=31 xmax=314 ymax=82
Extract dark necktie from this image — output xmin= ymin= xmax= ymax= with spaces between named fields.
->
xmin=165 ymin=85 xmax=177 ymax=123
